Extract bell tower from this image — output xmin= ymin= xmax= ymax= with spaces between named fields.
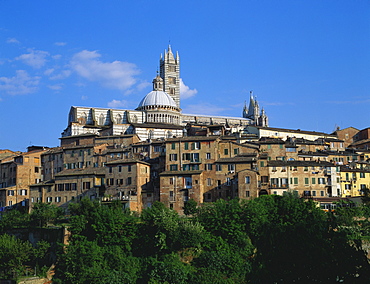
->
xmin=160 ymin=45 xmax=180 ymax=108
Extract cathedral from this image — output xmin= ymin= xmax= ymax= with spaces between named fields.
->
xmin=62 ymin=46 xmax=268 ymax=141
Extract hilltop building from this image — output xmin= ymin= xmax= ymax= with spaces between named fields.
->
xmin=62 ymin=45 xmax=269 ymax=142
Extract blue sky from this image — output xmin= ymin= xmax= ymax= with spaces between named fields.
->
xmin=1 ymin=0 xmax=369 ymax=151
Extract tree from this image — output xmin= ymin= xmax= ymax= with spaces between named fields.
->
xmin=0 ymin=233 xmax=33 ymax=280
xmin=0 ymin=209 xmax=30 ymax=233
xmin=244 ymin=193 xmax=370 ymax=283
xmin=30 ymin=202 xmax=64 ymax=227
xmin=183 ymin=199 xmax=197 ymax=216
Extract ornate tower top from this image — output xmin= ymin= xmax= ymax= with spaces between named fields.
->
xmin=160 ymin=45 xmax=180 ymax=109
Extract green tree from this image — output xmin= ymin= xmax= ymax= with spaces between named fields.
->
xmin=30 ymin=202 xmax=64 ymax=227
xmin=183 ymin=199 xmax=198 ymax=216
xmin=0 ymin=209 xmax=30 ymax=232
xmin=0 ymin=233 xmax=34 ymax=280
xmin=244 ymin=193 xmax=370 ymax=283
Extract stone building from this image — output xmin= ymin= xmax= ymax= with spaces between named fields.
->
xmin=159 ymin=136 xmax=259 ymax=213
xmin=0 ymin=147 xmax=47 ymax=209
xmin=62 ymin=45 xmax=269 ymax=143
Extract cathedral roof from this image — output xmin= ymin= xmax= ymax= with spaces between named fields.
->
xmin=137 ymin=90 xmax=177 ymax=109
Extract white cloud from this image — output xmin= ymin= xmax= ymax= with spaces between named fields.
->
xmin=48 ymin=84 xmax=63 ymax=91
xmin=15 ymin=49 xmax=49 ymax=69
xmin=70 ymin=50 xmax=140 ymax=91
xmin=0 ymin=70 xmax=40 ymax=95
xmin=81 ymin=95 xmax=88 ymax=100
xmin=136 ymin=81 xmax=151 ymax=91
xmin=182 ymin=103 xmax=229 ymax=116
xmin=107 ymin=99 xmax=128 ymax=108
xmin=54 ymin=42 xmax=67 ymax=46
xmin=6 ymin=38 xmax=20 ymax=44
xmin=52 ymin=54 xmax=62 ymax=60
xmin=180 ymin=78 xmax=197 ymax=99
xmin=49 ymin=70 xmax=71 ymax=80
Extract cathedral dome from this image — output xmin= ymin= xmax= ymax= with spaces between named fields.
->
xmin=137 ymin=90 xmax=177 ymax=109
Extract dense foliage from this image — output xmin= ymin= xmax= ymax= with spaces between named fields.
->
xmin=1 ymin=195 xmax=370 ymax=283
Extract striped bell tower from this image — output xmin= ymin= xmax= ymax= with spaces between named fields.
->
xmin=160 ymin=45 xmax=180 ymax=109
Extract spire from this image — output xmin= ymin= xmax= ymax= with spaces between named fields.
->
xmin=242 ymin=100 xmax=248 ymax=118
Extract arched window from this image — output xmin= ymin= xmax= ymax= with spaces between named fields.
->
xmin=99 ymin=113 xmax=105 ymax=125
xmin=116 ymin=114 xmax=122 ymax=124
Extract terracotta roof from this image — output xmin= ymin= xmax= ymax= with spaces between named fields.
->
xmin=55 ymin=167 xmax=106 ymax=177
xmin=106 ymin=158 xmax=150 ymax=166
xmin=268 ymin=160 xmax=335 ymax=167
xmin=160 ymin=170 xmax=203 ymax=176
xmin=216 ymin=156 xmax=257 ymax=163
xmin=131 ymin=123 xmax=183 ymax=130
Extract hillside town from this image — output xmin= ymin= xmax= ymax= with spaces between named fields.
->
xmin=1 ymin=46 xmax=369 ymax=215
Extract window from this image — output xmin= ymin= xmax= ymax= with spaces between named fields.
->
xmin=228 ymin=164 xmax=235 ymax=172
xmin=191 ymin=142 xmax=200 ymax=150
xmin=205 ymin=164 xmax=213 ymax=171
xmin=19 ymin=189 xmax=27 ymax=196
xmin=286 ymin=147 xmax=296 ymax=152
xmin=128 ymin=165 xmax=132 ymax=172
xmin=318 ymin=178 xmax=326 ymax=184
xmin=224 ymin=149 xmax=228 ymax=155
xmin=294 ymin=178 xmax=298 ymax=185
xmin=184 ymin=142 xmax=189 ymax=150
xmin=170 ymin=164 xmax=178 ymax=171
xmin=169 ymin=154 xmax=178 ymax=161
xmin=312 ymin=191 xmax=316 ymax=196
xmin=109 ymin=167 xmax=113 ymax=173
xmin=118 ymin=166 xmax=122 ymax=172
xmin=126 ymin=177 xmax=132 ymax=185
xmin=260 ymin=161 xmax=265 ymax=167
xmin=35 ymin=167 xmax=39 ymax=173
xmin=304 ymin=167 xmax=308 ymax=172
xmin=320 ymin=191 xmax=325 ymax=196
xmin=216 ymin=164 xmax=222 ymax=171
xmin=83 ymin=182 xmax=91 ymax=189
xmin=226 ymin=178 xmax=231 ymax=186
xmin=245 ymin=176 xmax=250 ymax=184
xmin=171 ymin=143 xmax=176 ymax=150
xmin=207 ymin=178 xmax=212 ymax=186
xmin=312 ymin=178 xmax=316 ymax=184
xmin=234 ymin=148 xmax=239 ymax=155
xmin=8 ymin=190 xmax=14 ymax=196
xmin=170 ymin=178 xmax=174 ymax=185
xmin=360 ymin=172 xmax=365 ymax=178
xmin=246 ymin=191 xmax=250 ymax=197
xmin=47 ymin=197 xmax=52 ymax=203
xmin=55 ymin=197 xmax=61 ymax=203
xmin=305 ymin=178 xmax=309 ymax=185
xmin=345 ymin=184 xmax=351 ymax=190
xmin=206 ymin=153 xmax=211 ymax=159
xmin=170 ymin=191 xmax=174 ymax=201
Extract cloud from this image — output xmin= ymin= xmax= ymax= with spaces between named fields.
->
xmin=54 ymin=42 xmax=67 ymax=46
xmin=15 ymin=49 xmax=49 ymax=69
xmin=107 ymin=99 xmax=128 ymax=108
xmin=180 ymin=78 xmax=197 ymax=99
xmin=0 ymin=70 xmax=40 ymax=95
xmin=48 ymin=84 xmax=63 ymax=91
xmin=81 ymin=95 xmax=88 ymax=100
xmin=70 ymin=50 xmax=140 ymax=90
xmin=49 ymin=70 xmax=71 ymax=80
xmin=6 ymin=38 xmax=20 ymax=44
xmin=182 ymin=102 xmax=230 ymax=116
